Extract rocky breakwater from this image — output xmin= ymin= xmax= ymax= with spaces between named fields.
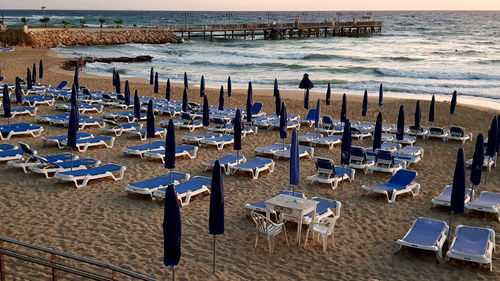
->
xmin=27 ymin=28 xmax=182 ymax=48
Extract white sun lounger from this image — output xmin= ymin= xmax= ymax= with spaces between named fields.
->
xmin=407 ymin=126 xmax=429 ymax=138
xmin=274 ymin=145 xmax=314 ymax=159
xmin=310 ymin=135 xmax=342 ymax=149
xmin=53 ymin=163 xmax=126 ymax=188
xmin=228 ymin=157 xmax=275 ymax=179
xmin=0 ymin=146 xmax=33 ymax=162
xmin=152 ymin=176 xmax=212 ymax=206
xmin=0 ymin=123 xmax=44 ymax=140
xmin=28 ymin=158 xmax=101 ymax=178
xmin=125 ymin=128 xmax=167 ymax=141
xmin=8 ymin=148 xmax=76 ymax=173
xmin=365 ymin=149 xmax=407 ymax=175
xmin=61 ymin=136 xmax=115 ymax=152
xmin=0 ymin=107 xmax=37 ymax=117
xmin=425 ymin=126 xmax=449 ymax=141
xmin=200 ymin=135 xmax=234 ymax=150
xmin=466 ymin=155 xmax=496 ymax=172
xmin=361 ymin=170 xmax=420 ymax=202
xmin=143 ymin=145 xmax=198 ymax=163
xmin=445 ymin=126 xmax=473 ymax=144
xmin=298 ymin=133 xmax=323 ymax=144
xmin=431 ymin=185 xmax=474 ymax=208
xmin=42 ymin=133 xmax=94 ymax=148
xmin=396 ymin=217 xmax=448 ymax=261
xmin=100 ymin=120 xmax=143 ymax=136
xmin=125 ymin=171 xmax=190 ymax=199
xmin=255 ymin=143 xmax=289 ymax=156
xmin=306 ymin=157 xmax=354 ymax=189
xmin=465 ymin=191 xmax=500 ymax=221
xmin=182 ymin=132 xmax=222 ymax=145
xmin=122 ymin=140 xmax=164 ymax=157
xmin=22 ymin=96 xmax=55 ymax=106
xmin=351 ymin=127 xmax=372 ymax=141
xmin=349 ymin=146 xmax=376 ymax=170
xmin=202 ymin=154 xmax=246 ymax=174
xmin=446 ymin=225 xmax=495 ymax=271
xmin=56 ymin=103 xmax=104 ymax=114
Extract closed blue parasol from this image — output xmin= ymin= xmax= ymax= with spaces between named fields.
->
xmin=146 ymin=99 xmax=155 ymax=139
xmin=341 ymin=119 xmax=351 ymax=189
xmin=134 ymin=90 xmax=141 ymax=121
xmin=154 ymin=72 xmax=159 ymax=94
xmin=273 ymin=78 xmax=279 ymax=97
xmin=234 ymin=109 xmax=242 ymax=154
xmin=200 ymin=75 xmax=205 ymax=97
xmin=227 ymin=76 xmax=232 ymax=98
xmin=32 ymin=63 xmax=37 ymax=84
xmin=115 ymin=72 xmax=121 ymax=94
xmin=150 ymin=67 xmax=154 ymax=85
xmin=163 ymin=184 xmax=182 ymax=280
xmin=326 ymin=83 xmax=331 ymax=106
xmin=275 ymin=90 xmax=281 ymax=116
xmin=378 ymin=83 xmax=383 ymax=108
xmin=3 ymin=85 xmax=11 ymax=118
xmin=67 ymin=105 xmax=78 ymax=149
xmin=280 ymin=102 xmax=287 ymax=143
xmin=315 ymin=99 xmax=321 ymax=130
xmin=414 ymin=100 xmax=421 ymax=129
xmin=202 ymin=95 xmax=210 ymax=128
xmin=373 ymin=112 xmax=382 ymax=150
xmin=290 ymin=130 xmax=300 ymax=194
xmin=71 ymin=84 xmax=79 ymax=124
xmin=27 ymin=68 xmax=32 ymax=90
xmin=429 ymin=95 xmax=435 ymax=124
xmin=396 ymin=105 xmax=404 ymax=141
xmin=209 ymin=160 xmax=224 ymax=273
xmin=496 ymin=114 xmax=500 ymax=155
xmin=73 ymin=64 xmax=79 ymax=92
xmin=450 ymin=90 xmax=457 ymax=115
xmin=15 ymin=77 xmax=22 ymax=104
xmin=486 ymin=116 xmax=497 ymax=157
xmin=166 ymin=79 xmax=171 ymax=101
xmin=165 ymin=119 xmax=176 ymax=169
xmin=184 ymin=72 xmax=188 ymax=89
xmin=39 ymin=60 xmax=43 ymax=79
xmin=340 ymin=93 xmax=347 ymax=123
xmin=449 ymin=148 xmax=466 ymax=236
xmin=304 ymin=89 xmax=309 ymax=109
xmin=182 ymin=87 xmax=188 ymax=112
xmin=218 ymin=86 xmax=224 ymax=111
xmin=362 ymin=90 xmax=368 ymax=117
xmin=246 ymin=82 xmax=252 ymax=123
xmin=112 ymin=68 xmax=116 ymax=86
xmin=124 ymin=80 xmax=131 ymax=106
xmin=470 ymin=133 xmax=484 ymax=194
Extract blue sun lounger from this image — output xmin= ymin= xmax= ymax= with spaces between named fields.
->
xmin=361 ymin=170 xmax=420 ymax=203
xmin=365 ymin=149 xmax=406 ymax=175
xmin=56 ymin=103 xmax=104 ymax=114
xmin=300 ymin=109 xmax=317 ymax=127
xmin=61 ymin=136 xmax=115 ymax=152
xmin=349 ymin=146 xmax=376 ymax=170
xmin=43 ymin=132 xmax=93 ymax=148
xmin=29 ymin=158 xmax=101 ymax=178
xmin=122 ymin=140 xmax=165 ymax=157
xmin=274 ymin=145 xmax=314 ymax=159
xmin=201 ymin=135 xmax=234 ymax=150
xmin=311 ymin=135 xmax=342 ymax=149
xmin=446 ymin=225 xmax=495 ymax=271
xmin=125 ymin=171 xmax=191 ymax=199
xmin=298 ymin=133 xmax=323 ymax=144
xmin=53 ymin=163 xmax=126 ymax=188
xmin=0 ymin=143 xmax=18 ymax=151
xmin=202 ymin=154 xmax=247 ymax=174
xmin=0 ymin=123 xmax=44 ymax=140
xmin=125 ymin=128 xmax=167 ymax=140
xmin=228 ymin=157 xmax=275 ymax=179
xmin=8 ymin=142 xmax=75 ymax=172
xmin=431 ymin=186 xmax=474 ymax=208
xmin=306 ymin=157 xmax=355 ymax=189
xmin=396 ymin=217 xmax=449 ymax=261
xmin=22 ymin=96 xmax=55 ymax=106
xmin=100 ymin=120 xmax=142 ymax=136
xmin=103 ymin=111 xmax=146 ymax=122
xmin=0 ymin=149 xmax=29 ymax=162
xmin=144 ymin=145 xmax=198 ymax=162
xmin=0 ymin=107 xmax=37 ymax=117
xmin=153 ymin=176 xmax=212 ymax=206
xmin=465 ymin=191 xmax=500 ymax=221
xmin=255 ymin=143 xmax=290 ymax=156
xmin=182 ymin=132 xmax=222 ymax=145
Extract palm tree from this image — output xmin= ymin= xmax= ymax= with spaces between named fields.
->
xmin=98 ymin=18 xmax=106 ymax=28
xmin=61 ymin=20 xmax=70 ymax=28
xmin=20 ymin=17 xmax=29 ymax=26
xmin=39 ymin=17 xmax=50 ymax=28
xmin=114 ymin=19 xmax=123 ymax=28
xmin=80 ymin=19 xmax=86 ymax=28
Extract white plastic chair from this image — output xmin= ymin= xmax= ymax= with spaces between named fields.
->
xmin=250 ymin=211 xmax=288 ymax=254
xmin=304 ymin=217 xmax=338 ymax=252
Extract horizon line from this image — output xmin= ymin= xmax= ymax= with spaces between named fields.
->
xmin=1 ymin=9 xmax=500 ymax=12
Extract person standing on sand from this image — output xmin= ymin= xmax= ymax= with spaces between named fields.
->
xmin=78 ymin=56 xmax=85 ymax=71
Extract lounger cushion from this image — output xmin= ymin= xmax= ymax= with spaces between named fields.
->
xmin=402 ymin=218 xmax=447 ymax=247
xmin=451 ymin=227 xmax=490 ymax=256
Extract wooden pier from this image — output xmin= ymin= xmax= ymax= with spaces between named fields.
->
xmin=167 ymin=20 xmax=382 ymax=40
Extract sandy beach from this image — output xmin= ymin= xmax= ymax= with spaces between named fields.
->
xmin=0 ymin=47 xmax=499 ymax=281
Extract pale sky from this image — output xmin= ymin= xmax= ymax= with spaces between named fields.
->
xmin=1 ymin=0 xmax=500 ymax=11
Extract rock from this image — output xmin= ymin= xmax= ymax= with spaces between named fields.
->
xmin=61 ymin=55 xmax=154 ymax=71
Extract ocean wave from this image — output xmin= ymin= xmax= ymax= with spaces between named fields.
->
xmin=375 ymin=68 xmax=500 ymax=81
xmin=381 ymin=56 xmax=424 ymax=62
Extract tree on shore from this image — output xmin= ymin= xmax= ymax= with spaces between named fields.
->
xmin=114 ymin=19 xmax=123 ymax=28
xmin=80 ymin=19 xmax=86 ymax=28
xmin=61 ymin=20 xmax=70 ymax=28
xmin=39 ymin=17 xmax=50 ymax=28
xmin=20 ymin=17 xmax=29 ymax=26
xmin=99 ymin=18 xmax=106 ymax=28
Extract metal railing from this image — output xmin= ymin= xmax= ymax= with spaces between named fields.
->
xmin=0 ymin=236 xmax=157 ymax=281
